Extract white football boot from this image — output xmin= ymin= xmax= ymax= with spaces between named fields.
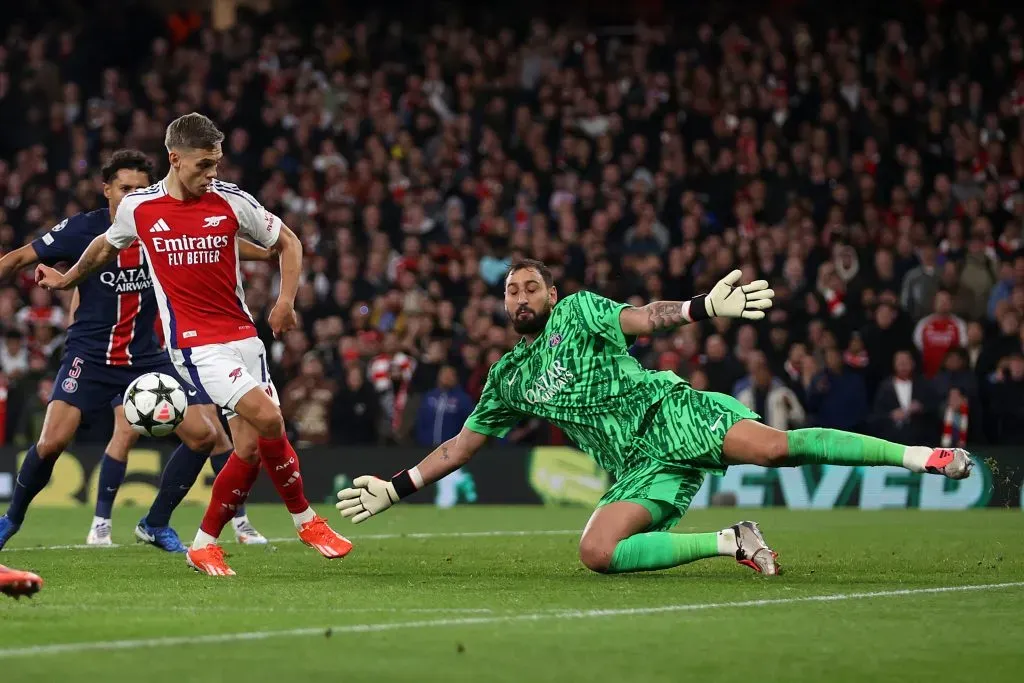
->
xmin=731 ymin=521 xmax=780 ymax=575
xmin=86 ymin=518 xmax=114 ymax=546
xmin=232 ymin=516 xmax=268 ymax=545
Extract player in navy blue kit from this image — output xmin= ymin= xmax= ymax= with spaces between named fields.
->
xmin=0 ymin=150 xmax=269 ymax=552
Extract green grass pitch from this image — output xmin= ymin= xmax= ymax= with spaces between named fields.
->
xmin=1 ymin=505 xmax=1022 ymax=682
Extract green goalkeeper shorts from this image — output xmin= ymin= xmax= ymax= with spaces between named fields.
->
xmin=597 ymin=386 xmax=760 ymax=532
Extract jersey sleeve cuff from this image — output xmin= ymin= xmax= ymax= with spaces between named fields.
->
xmin=104 ymin=232 xmax=131 ymax=249
xmin=257 ymin=211 xmax=283 ymax=249
xmin=610 ymin=302 xmax=631 ymax=348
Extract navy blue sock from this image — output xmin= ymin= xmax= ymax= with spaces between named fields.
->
xmin=94 ymin=454 xmax=127 ymax=519
xmin=209 ymin=450 xmax=247 ymax=519
xmin=5 ymin=445 xmax=57 ymax=525
xmin=144 ymin=444 xmax=213 ymax=527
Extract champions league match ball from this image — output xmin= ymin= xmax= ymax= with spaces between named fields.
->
xmin=123 ymin=372 xmax=189 ymax=438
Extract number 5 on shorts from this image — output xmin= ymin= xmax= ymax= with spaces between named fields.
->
xmin=68 ymin=357 xmax=84 ymax=378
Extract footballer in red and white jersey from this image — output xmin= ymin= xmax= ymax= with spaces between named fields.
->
xmin=38 ymin=113 xmax=351 ymax=576
xmin=105 ymin=178 xmax=281 ymax=351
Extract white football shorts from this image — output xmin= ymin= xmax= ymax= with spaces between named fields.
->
xmin=169 ymin=336 xmax=279 ymax=419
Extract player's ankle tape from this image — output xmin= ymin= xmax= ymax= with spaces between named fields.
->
xmin=683 ymin=295 xmax=710 ymax=322
xmin=391 ymin=470 xmax=418 ymax=499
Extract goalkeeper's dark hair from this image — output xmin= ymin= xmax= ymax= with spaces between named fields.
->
xmin=506 ymin=258 xmax=553 ymax=288
xmin=101 ymin=149 xmax=155 ymax=185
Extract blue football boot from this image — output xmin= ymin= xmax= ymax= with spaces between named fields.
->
xmin=134 ymin=518 xmax=187 ymax=553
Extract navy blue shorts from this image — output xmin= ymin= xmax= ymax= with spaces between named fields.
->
xmin=50 ymin=354 xmax=213 ymax=413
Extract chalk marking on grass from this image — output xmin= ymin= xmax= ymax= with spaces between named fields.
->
xmin=2 ymin=529 xmax=580 ymax=553
xmin=25 ymin=605 xmax=495 ymax=615
xmin=1 ymin=582 xmax=1021 ymax=658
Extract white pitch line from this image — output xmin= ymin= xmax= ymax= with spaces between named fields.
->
xmin=1 ymin=528 xmax=580 ymax=553
xmin=1 ymin=582 xmax=1021 ymax=659
xmin=27 ymin=605 xmax=495 ymax=615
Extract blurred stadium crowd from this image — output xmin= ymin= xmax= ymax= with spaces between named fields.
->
xmin=1 ymin=1 xmax=1023 ymax=451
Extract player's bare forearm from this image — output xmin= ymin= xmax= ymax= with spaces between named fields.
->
xmin=337 ymin=426 xmax=487 ymax=523
xmin=266 ymin=226 xmax=301 ymax=337
xmin=59 ymin=236 xmax=120 ymax=289
xmin=0 ymin=245 xmax=39 ymax=282
xmin=617 ymin=272 xmax=775 ymax=335
xmin=238 ymin=239 xmax=276 ymax=262
xmin=619 ymin=301 xmax=691 ymax=336
xmin=413 ymin=428 xmax=485 ymax=487
xmin=274 ymin=225 xmax=302 ymax=305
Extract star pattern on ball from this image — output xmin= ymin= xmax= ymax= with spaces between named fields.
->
xmin=128 ymin=377 xmax=180 ymax=434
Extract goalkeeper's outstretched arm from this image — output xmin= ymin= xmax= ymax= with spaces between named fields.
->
xmin=412 ymin=427 xmax=486 ymax=485
xmin=618 ymin=269 xmax=775 ymax=336
xmin=336 ymin=427 xmax=487 ymax=523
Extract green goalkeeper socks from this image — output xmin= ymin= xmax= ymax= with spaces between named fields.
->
xmin=607 ymin=532 xmax=721 ymax=574
xmin=785 ymin=428 xmax=907 ymax=468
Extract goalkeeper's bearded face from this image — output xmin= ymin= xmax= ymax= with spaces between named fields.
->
xmin=505 ymin=268 xmax=555 ymax=335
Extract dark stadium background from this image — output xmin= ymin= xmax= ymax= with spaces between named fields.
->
xmin=1 ymin=0 xmax=1023 ymax=456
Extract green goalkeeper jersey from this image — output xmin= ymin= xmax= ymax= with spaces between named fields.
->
xmin=464 ymin=291 xmax=687 ymax=477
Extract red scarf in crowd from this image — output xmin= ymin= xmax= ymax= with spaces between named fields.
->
xmin=941 ymin=400 xmax=969 ymax=448
xmin=822 ymin=287 xmax=846 ymax=317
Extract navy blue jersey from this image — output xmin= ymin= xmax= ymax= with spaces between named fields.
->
xmin=32 ymin=209 xmax=165 ymax=367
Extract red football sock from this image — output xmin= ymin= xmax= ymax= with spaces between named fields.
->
xmin=199 ymin=453 xmax=260 ymax=538
xmin=258 ymin=435 xmax=310 ymax=514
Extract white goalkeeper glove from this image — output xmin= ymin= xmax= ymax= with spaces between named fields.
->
xmin=697 ymin=269 xmax=774 ymax=321
xmin=336 ymin=476 xmax=399 ymax=523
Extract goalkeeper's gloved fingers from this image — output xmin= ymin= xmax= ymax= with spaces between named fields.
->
xmin=351 ymin=475 xmax=379 ymax=488
xmin=335 ymin=505 xmax=364 ymax=520
xmin=739 ymin=280 xmax=771 ymax=294
xmin=352 ymin=510 xmax=372 ymax=524
xmin=337 ymin=487 xmax=362 ymax=502
xmin=718 ymin=269 xmax=742 ymax=287
xmin=740 ymin=297 xmax=773 ymax=320
xmin=337 ymin=502 xmax=364 ymax=519
xmin=335 ymin=496 xmax=362 ymax=512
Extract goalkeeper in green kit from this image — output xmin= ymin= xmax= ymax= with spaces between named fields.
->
xmin=337 ymin=259 xmax=973 ymax=576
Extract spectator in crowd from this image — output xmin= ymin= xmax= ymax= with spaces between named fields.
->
xmin=13 ymin=377 xmax=51 ymax=447
xmin=415 ymin=365 xmax=473 ymax=448
xmin=803 ymin=347 xmax=868 ymax=432
xmin=15 ymin=288 xmax=65 ymax=331
xmin=688 ymin=368 xmax=710 ymax=392
xmin=987 ymin=353 xmax=1024 ymax=442
xmin=869 ymin=351 xmax=940 ymax=445
xmin=914 ymin=291 xmax=968 ymax=379
xmin=415 ymin=365 xmax=474 ymax=508
xmin=734 ymin=351 xmax=805 ymax=431
xmin=934 ymin=348 xmax=983 ymax=447
xmin=0 ymin=331 xmax=28 ymax=381
xmin=959 ymin=237 xmax=997 ymax=316
xmin=987 ymin=255 xmax=1024 ymax=320
xmin=901 ymin=245 xmax=941 ymax=322
xmin=702 ymin=334 xmax=744 ymax=395
xmin=281 ymin=352 xmax=337 ymax=447
xmin=404 ymin=338 xmax=447 ymax=431
xmin=964 ymin=321 xmax=986 ymax=373
xmin=330 ymin=364 xmax=380 ymax=446
xmin=977 ymin=309 xmax=1020 ymax=379
xmin=938 ymin=263 xmax=976 ymax=322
